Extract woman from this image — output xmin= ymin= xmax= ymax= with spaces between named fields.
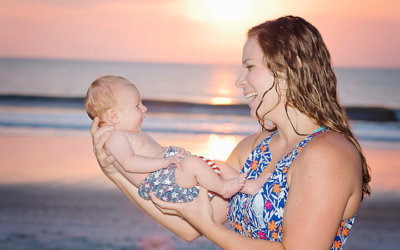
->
xmin=91 ymin=16 xmax=371 ymax=249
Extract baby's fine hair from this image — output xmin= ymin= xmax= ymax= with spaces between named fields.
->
xmin=84 ymin=75 xmax=131 ymax=120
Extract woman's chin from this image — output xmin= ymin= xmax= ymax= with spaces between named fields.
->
xmin=249 ymin=111 xmax=257 ymax=118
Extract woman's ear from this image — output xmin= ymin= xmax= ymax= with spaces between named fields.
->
xmin=105 ymin=109 xmax=119 ymax=124
xmin=276 ymin=71 xmax=287 ymax=89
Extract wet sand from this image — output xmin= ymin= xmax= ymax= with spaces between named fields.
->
xmin=0 ymin=130 xmax=399 ymax=249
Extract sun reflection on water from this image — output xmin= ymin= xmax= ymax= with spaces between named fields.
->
xmin=202 ymin=134 xmax=240 ymax=161
xmin=210 ymin=97 xmax=234 ymax=105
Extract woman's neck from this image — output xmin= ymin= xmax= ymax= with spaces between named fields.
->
xmin=273 ymin=106 xmax=320 ymax=145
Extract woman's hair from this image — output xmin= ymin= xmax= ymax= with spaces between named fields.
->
xmin=248 ymin=16 xmax=371 ymax=198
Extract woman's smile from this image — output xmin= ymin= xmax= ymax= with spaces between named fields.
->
xmin=245 ymin=92 xmax=258 ymax=103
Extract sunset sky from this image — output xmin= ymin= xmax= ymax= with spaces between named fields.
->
xmin=0 ymin=0 xmax=399 ymax=68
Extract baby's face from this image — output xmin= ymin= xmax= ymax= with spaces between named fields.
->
xmin=114 ymin=82 xmax=147 ymax=132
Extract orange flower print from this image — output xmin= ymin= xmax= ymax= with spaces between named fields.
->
xmin=336 ymin=227 xmax=342 ymax=236
xmin=232 ymin=219 xmax=242 ymax=232
xmin=244 ymin=216 xmax=248 ymax=225
xmin=333 ymin=240 xmax=342 ymax=249
xmin=342 ymin=227 xmax=349 ymax=236
xmin=247 ymin=230 xmax=251 ymax=237
xmin=259 ymin=145 xmax=267 ymax=154
xmin=271 ymin=232 xmax=278 ymax=240
xmin=296 ymin=146 xmax=303 ymax=153
xmin=273 ymin=184 xmax=281 ymax=194
xmin=341 ymin=221 xmax=346 ymax=227
xmin=234 ymin=222 xmax=243 ymax=232
xmin=268 ymin=220 xmax=277 ymax=232
xmin=282 ymin=167 xmax=288 ymax=173
xmin=251 ymin=160 xmax=259 ymax=170
xmin=279 ymin=226 xmax=283 ymax=233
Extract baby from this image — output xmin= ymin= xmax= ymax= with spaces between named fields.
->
xmin=84 ymin=75 xmax=268 ymax=203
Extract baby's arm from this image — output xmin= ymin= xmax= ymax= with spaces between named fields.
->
xmin=105 ymin=130 xmax=182 ymax=173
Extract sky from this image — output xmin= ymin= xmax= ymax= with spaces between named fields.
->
xmin=0 ymin=0 xmax=399 ymax=68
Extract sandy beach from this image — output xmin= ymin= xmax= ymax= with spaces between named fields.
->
xmin=0 ymin=130 xmax=399 ymax=249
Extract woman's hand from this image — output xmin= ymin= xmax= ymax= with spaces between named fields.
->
xmin=90 ymin=117 xmax=117 ymax=174
xmin=150 ymin=186 xmax=215 ymax=233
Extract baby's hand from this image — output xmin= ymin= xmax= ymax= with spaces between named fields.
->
xmin=171 ymin=146 xmax=191 ymax=156
xmin=163 ymin=152 xmax=185 ymax=170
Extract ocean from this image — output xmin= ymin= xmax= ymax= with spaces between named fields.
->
xmin=1 ymin=57 xmax=400 ymax=108
xmin=0 ymin=57 xmax=400 ymax=249
xmin=0 ymin=57 xmax=399 ymax=144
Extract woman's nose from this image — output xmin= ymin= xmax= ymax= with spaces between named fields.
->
xmin=235 ymin=71 xmax=246 ymax=88
xmin=142 ymin=104 xmax=147 ymax=113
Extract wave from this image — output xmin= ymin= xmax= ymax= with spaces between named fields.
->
xmin=1 ymin=94 xmax=399 ymax=122
xmin=1 ymin=95 xmax=400 ymax=143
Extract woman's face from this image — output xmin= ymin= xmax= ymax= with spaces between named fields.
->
xmin=235 ymin=37 xmax=281 ymax=119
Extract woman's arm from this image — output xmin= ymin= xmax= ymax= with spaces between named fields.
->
xmin=282 ymin=132 xmax=362 ymax=249
xmin=90 ymin=118 xmax=227 ymax=241
xmin=151 ymin=186 xmax=285 ymax=249
xmin=151 ymin=133 xmax=285 ymax=249
xmin=106 ymin=170 xmax=231 ymax=241
xmin=151 ymin=132 xmax=360 ymax=249
xmin=105 ymin=170 xmax=201 ymax=240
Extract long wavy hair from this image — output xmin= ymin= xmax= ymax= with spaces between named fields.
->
xmin=248 ymin=16 xmax=371 ymax=199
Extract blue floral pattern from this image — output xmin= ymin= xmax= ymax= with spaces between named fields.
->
xmin=227 ymin=128 xmax=355 ymax=249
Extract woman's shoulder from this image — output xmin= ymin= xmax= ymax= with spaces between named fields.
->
xmin=305 ymin=130 xmax=358 ymax=154
xmin=296 ymin=130 xmax=361 ymax=174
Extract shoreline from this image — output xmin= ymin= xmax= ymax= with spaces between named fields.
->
xmin=1 ymin=182 xmax=399 ymax=249
xmin=0 ymin=132 xmax=399 ymax=249
xmin=1 ymin=94 xmax=399 ymax=122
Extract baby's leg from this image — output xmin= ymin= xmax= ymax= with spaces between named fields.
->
xmin=175 ymin=156 xmax=246 ymax=198
xmin=212 ymin=160 xmax=241 ymax=179
xmin=213 ymin=160 xmax=271 ymax=196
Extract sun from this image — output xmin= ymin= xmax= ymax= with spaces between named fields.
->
xmin=184 ymin=0 xmax=282 ymax=23
xmin=185 ymin=0 xmax=251 ymax=22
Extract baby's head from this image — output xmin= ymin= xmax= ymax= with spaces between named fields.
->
xmin=84 ymin=75 xmax=147 ymax=132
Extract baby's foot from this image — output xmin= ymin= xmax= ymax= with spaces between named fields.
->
xmin=222 ymin=172 xmax=247 ymax=198
xmin=242 ymin=172 xmax=272 ymax=196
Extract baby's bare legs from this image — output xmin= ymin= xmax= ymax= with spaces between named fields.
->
xmin=214 ymin=160 xmax=272 ymax=196
xmin=174 ymin=156 xmax=246 ymax=199
xmin=240 ymin=173 xmax=272 ymax=195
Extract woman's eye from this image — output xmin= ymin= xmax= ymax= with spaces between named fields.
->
xmin=246 ymin=65 xmax=254 ymax=71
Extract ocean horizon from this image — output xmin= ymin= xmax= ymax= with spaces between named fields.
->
xmin=1 ymin=57 xmax=400 ymax=108
xmin=1 ymin=57 xmax=400 ymax=144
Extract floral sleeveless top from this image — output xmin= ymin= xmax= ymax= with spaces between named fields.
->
xmin=227 ymin=128 xmax=355 ymax=250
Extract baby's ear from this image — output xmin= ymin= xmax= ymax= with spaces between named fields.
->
xmin=105 ymin=109 xmax=119 ymax=124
